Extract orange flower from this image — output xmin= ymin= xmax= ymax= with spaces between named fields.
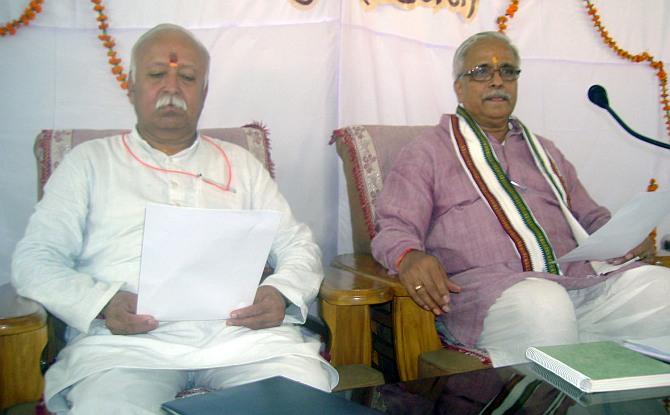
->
xmin=111 ymin=65 xmax=123 ymax=75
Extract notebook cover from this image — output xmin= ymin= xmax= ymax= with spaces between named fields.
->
xmin=162 ymin=376 xmax=382 ymax=415
xmin=526 ymin=341 xmax=670 ymax=392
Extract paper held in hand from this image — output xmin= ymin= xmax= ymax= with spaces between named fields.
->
xmin=136 ymin=203 xmax=281 ymax=321
xmin=559 ymin=191 xmax=670 ymax=262
xmin=525 ymin=341 xmax=670 ymax=393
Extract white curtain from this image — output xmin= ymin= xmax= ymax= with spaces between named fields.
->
xmin=1 ymin=0 xmax=669 ymax=286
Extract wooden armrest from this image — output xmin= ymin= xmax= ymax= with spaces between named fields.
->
xmin=319 ymin=267 xmax=393 ymax=367
xmin=328 ymin=256 xmax=442 ymax=381
xmin=320 ymin=266 xmax=393 ymax=306
xmin=331 ymin=253 xmax=408 ymax=296
xmin=0 ymin=284 xmax=48 ymax=409
xmin=0 ymin=284 xmax=46 ymax=334
xmin=654 ymin=255 xmax=669 ymax=268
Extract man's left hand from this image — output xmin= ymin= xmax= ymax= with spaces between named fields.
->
xmin=608 ymin=234 xmax=656 ymax=265
xmin=227 ymin=285 xmax=287 ymax=329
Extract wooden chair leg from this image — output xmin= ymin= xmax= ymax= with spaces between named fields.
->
xmin=320 ymin=300 xmax=372 ymax=366
xmin=392 ymin=297 xmax=442 ymax=381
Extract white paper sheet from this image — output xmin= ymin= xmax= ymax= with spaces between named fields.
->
xmin=136 ymin=203 xmax=281 ymax=321
xmin=623 ymin=337 xmax=670 ymax=363
xmin=559 ymin=191 xmax=670 ymax=262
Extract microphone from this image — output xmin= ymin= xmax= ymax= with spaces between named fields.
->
xmin=587 ymin=85 xmax=670 ymax=150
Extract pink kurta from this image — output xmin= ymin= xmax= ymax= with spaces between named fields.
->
xmin=371 ymin=114 xmax=633 ymax=347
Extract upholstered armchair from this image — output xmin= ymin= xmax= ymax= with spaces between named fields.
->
xmin=1 ymin=125 xmax=381 ymax=413
xmin=319 ymin=125 xmax=490 ymax=383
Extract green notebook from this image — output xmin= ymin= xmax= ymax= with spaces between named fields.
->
xmin=529 ymin=362 xmax=670 ymax=407
xmin=525 ymin=341 xmax=670 ymax=393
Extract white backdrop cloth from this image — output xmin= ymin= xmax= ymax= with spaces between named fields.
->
xmin=1 ymin=0 xmax=669 ymax=288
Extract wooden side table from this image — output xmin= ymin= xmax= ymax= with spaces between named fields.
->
xmin=0 ymin=283 xmax=47 ymax=410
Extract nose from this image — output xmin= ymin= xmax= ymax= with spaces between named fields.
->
xmin=489 ymin=69 xmax=504 ymax=86
xmin=163 ymin=69 xmax=180 ymax=92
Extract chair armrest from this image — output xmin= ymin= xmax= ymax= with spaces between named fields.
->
xmin=320 ymin=266 xmax=394 ymax=306
xmin=319 ymin=267 xmax=393 ymax=367
xmin=654 ymin=255 xmax=670 ymax=268
xmin=0 ymin=284 xmax=48 ymax=409
xmin=329 ymin=254 xmax=443 ymax=381
xmin=330 ymin=253 xmax=408 ymax=296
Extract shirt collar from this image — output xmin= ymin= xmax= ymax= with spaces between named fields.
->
xmin=129 ymin=126 xmax=202 ymax=160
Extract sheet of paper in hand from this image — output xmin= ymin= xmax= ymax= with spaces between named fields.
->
xmin=137 ymin=203 xmax=281 ymax=321
xmin=559 ymin=191 xmax=670 ymax=262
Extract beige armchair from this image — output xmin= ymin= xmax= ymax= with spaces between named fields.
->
xmin=320 ymin=125 xmax=490 ymax=383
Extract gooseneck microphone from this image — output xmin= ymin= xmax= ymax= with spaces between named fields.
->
xmin=587 ymin=84 xmax=670 ymax=150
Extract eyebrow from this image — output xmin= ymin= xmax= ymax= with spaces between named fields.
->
xmin=146 ymin=62 xmax=197 ymax=70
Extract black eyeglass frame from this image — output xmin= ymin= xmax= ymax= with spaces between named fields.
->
xmin=459 ymin=64 xmax=522 ymax=82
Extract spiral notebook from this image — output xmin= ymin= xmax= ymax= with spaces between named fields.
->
xmin=525 ymin=341 xmax=670 ymax=393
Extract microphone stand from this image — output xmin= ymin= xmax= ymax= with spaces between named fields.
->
xmin=588 ymin=85 xmax=670 ymax=150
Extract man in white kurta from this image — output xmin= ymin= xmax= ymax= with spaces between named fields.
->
xmin=11 ymin=24 xmax=337 ymax=414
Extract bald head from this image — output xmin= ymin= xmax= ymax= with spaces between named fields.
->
xmin=452 ymin=31 xmax=519 ymax=80
xmin=130 ymin=23 xmax=210 ymax=88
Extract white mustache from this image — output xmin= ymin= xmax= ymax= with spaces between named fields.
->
xmin=155 ymin=94 xmax=188 ymax=111
xmin=483 ymin=90 xmax=511 ymax=101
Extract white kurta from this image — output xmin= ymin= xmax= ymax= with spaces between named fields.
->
xmin=11 ymin=129 xmax=338 ymax=405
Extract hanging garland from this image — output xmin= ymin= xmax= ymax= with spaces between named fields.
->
xmin=497 ymin=1 xmax=669 ymax=139
xmin=91 ymin=0 xmax=128 ymax=90
xmin=0 ymin=0 xmax=44 ymax=37
xmin=584 ymin=1 xmax=669 ymax=138
xmin=495 ymin=0 xmax=518 ymax=33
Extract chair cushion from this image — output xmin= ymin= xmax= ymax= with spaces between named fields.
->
xmin=34 ymin=123 xmax=274 ymax=199
xmin=330 ymin=125 xmax=434 ymax=253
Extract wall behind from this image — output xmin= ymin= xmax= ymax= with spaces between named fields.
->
xmin=1 ymin=0 xmax=669 ymax=288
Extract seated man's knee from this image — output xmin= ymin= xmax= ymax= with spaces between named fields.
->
xmin=616 ymin=265 xmax=670 ymax=309
xmin=496 ymin=278 xmax=575 ymax=328
xmin=65 ymin=368 xmax=184 ymax=415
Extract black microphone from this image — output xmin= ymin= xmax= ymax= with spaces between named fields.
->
xmin=587 ymin=84 xmax=670 ymax=150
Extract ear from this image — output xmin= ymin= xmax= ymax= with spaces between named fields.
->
xmin=127 ymin=76 xmax=136 ymax=104
xmin=454 ymin=78 xmax=465 ymax=103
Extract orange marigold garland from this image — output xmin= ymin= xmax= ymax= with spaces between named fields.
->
xmin=91 ymin=0 xmax=128 ymax=90
xmin=496 ymin=0 xmax=519 ymax=33
xmin=0 ymin=0 xmax=44 ymax=37
xmin=584 ymin=1 xmax=670 ymax=138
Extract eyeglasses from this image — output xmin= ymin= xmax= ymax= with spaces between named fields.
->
xmin=459 ymin=64 xmax=521 ymax=82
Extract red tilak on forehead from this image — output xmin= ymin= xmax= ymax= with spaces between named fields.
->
xmin=169 ymin=52 xmax=178 ymax=68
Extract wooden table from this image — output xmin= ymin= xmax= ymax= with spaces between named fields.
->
xmin=357 ymin=364 xmax=670 ymax=413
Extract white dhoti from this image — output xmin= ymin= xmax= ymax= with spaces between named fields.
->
xmin=478 ymin=265 xmax=670 ymax=367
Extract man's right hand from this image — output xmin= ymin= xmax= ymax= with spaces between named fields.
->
xmin=398 ymin=250 xmax=461 ymax=315
xmin=102 ymin=291 xmax=159 ymax=335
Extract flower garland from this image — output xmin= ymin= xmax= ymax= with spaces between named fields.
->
xmin=496 ymin=0 xmax=519 ymax=33
xmin=0 ymin=0 xmax=44 ymax=37
xmin=497 ymin=1 xmax=669 ymax=138
xmin=584 ymin=1 xmax=669 ymax=138
xmin=91 ymin=0 xmax=128 ymax=90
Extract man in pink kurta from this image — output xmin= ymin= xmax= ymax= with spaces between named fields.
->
xmin=371 ymin=32 xmax=670 ymax=366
